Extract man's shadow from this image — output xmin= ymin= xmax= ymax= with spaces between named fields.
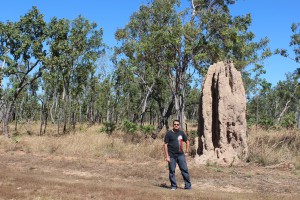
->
xmin=156 ymin=183 xmax=170 ymax=189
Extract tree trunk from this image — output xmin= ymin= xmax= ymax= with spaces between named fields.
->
xmin=0 ymin=105 xmax=4 ymax=135
xmin=179 ymin=91 xmax=186 ymax=127
xmin=44 ymin=106 xmax=48 ymax=135
xmin=152 ymin=98 xmax=174 ymax=139
xmin=14 ymin=112 xmax=18 ymax=132
xmin=256 ymin=96 xmax=259 ymax=132
xmin=62 ymin=87 xmax=67 ymax=134
xmin=68 ymin=90 xmax=72 ymax=128
xmin=298 ymin=114 xmax=300 ymax=130
xmin=39 ymin=102 xmax=44 ymax=136
xmin=149 ymin=107 xmax=153 ymax=125
xmin=276 ymin=100 xmax=291 ymax=125
xmin=72 ymin=109 xmax=76 ymax=130
xmin=27 ymin=117 xmax=31 ymax=134
xmin=54 ymin=93 xmax=59 ymax=123
xmin=50 ymin=100 xmax=55 ymax=124
xmin=79 ymin=104 xmax=82 ymax=123
xmin=3 ymin=101 xmax=13 ymax=138
xmin=139 ymin=83 xmax=154 ymax=125
xmin=58 ymin=109 xmax=62 ymax=135
xmin=71 ymin=101 xmax=77 ymax=130
xmin=107 ymin=99 xmax=111 ymax=122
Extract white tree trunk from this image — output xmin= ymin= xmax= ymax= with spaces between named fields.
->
xmin=298 ymin=114 xmax=300 ymax=130
xmin=106 ymin=99 xmax=111 ymax=122
xmin=276 ymin=100 xmax=291 ymax=124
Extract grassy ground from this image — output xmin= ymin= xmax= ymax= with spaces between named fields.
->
xmin=0 ymin=123 xmax=300 ymax=199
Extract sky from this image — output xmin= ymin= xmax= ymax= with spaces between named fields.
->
xmin=1 ymin=0 xmax=299 ymax=86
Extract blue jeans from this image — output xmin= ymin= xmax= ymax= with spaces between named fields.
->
xmin=168 ymin=154 xmax=191 ymax=189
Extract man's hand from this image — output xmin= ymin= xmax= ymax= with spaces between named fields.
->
xmin=164 ymin=143 xmax=170 ymax=162
xmin=165 ymin=156 xmax=170 ymax=163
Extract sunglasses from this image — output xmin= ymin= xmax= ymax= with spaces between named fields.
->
xmin=173 ymin=124 xmax=180 ymax=126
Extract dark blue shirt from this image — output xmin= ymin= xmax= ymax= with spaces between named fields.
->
xmin=164 ymin=130 xmax=188 ymax=157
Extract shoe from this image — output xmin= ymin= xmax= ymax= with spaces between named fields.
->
xmin=171 ymin=187 xmax=177 ymax=190
xmin=184 ymin=187 xmax=191 ymax=190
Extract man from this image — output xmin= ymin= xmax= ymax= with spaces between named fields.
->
xmin=164 ymin=119 xmax=191 ymax=190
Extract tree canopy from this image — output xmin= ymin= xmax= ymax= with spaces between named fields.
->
xmin=0 ymin=1 xmax=299 ymax=138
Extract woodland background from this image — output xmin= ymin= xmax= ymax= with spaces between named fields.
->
xmin=0 ymin=0 xmax=299 ymax=139
xmin=1 ymin=2 xmax=300 ymax=199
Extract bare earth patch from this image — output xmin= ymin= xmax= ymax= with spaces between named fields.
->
xmin=1 ymin=149 xmax=300 ymax=200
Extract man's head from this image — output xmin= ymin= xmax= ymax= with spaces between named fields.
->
xmin=172 ymin=119 xmax=180 ymax=131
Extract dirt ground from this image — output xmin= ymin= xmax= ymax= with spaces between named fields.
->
xmin=1 ymin=149 xmax=300 ymax=200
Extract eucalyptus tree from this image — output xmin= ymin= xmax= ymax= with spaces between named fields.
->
xmin=45 ymin=15 xmax=105 ymax=133
xmin=0 ymin=58 xmax=6 ymax=124
xmin=115 ymin=0 xmax=187 ymax=135
xmin=185 ymin=85 xmax=200 ymax=123
xmin=247 ymin=72 xmax=300 ymax=129
xmin=273 ymin=74 xmax=299 ymax=127
xmin=0 ymin=7 xmax=48 ymax=138
xmin=68 ymin=16 xmax=105 ymax=128
xmin=83 ymin=69 xmax=109 ymax=125
xmin=115 ymin=0 xmax=270 ymax=138
xmin=10 ymin=83 xmax=40 ymax=132
xmin=112 ymin=60 xmax=144 ymax=123
xmin=275 ymin=22 xmax=300 ymax=128
xmin=291 ymin=23 xmax=300 ymax=127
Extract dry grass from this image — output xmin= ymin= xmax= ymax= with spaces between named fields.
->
xmin=1 ymin=122 xmax=165 ymax=162
xmin=1 ymin=122 xmax=300 ymax=167
xmin=247 ymin=127 xmax=300 ymax=167
xmin=1 ymin=123 xmax=300 ymax=200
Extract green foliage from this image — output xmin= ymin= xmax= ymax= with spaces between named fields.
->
xmin=139 ymin=125 xmax=156 ymax=136
xmin=114 ymin=0 xmax=270 ymax=130
xmin=100 ymin=122 xmax=116 ymax=135
xmin=247 ymin=154 xmax=268 ymax=166
xmin=185 ymin=87 xmax=200 ymax=122
xmin=289 ymin=22 xmax=300 ymax=63
xmin=5 ymin=2 xmax=298 ymax=134
xmin=189 ymin=130 xmax=198 ymax=138
xmin=0 ymin=6 xmax=48 ymax=101
xmin=258 ymin=118 xmax=274 ymax=129
xmin=122 ymin=120 xmax=138 ymax=134
xmin=11 ymin=133 xmax=21 ymax=144
xmin=280 ymin=113 xmax=297 ymax=129
xmin=247 ymin=72 xmax=299 ymax=129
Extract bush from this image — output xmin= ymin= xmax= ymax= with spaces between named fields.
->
xmin=280 ymin=113 xmax=297 ymax=129
xmin=122 ymin=120 xmax=138 ymax=134
xmin=139 ymin=125 xmax=156 ymax=137
xmin=100 ymin=122 xmax=116 ymax=135
xmin=188 ymin=130 xmax=198 ymax=157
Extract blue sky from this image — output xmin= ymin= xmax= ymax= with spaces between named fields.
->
xmin=1 ymin=0 xmax=299 ymax=86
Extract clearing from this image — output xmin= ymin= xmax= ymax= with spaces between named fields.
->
xmin=1 ymin=148 xmax=300 ymax=200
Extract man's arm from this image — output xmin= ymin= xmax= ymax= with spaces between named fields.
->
xmin=164 ymin=143 xmax=170 ymax=162
xmin=185 ymin=140 xmax=190 ymax=155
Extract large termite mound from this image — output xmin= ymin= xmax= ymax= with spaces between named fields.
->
xmin=195 ymin=61 xmax=248 ymax=165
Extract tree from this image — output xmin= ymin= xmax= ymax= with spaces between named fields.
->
xmin=114 ymin=0 xmax=270 ymax=138
xmin=274 ymin=22 xmax=300 ymax=129
xmin=0 ymin=7 xmax=48 ymax=138
xmin=0 ymin=7 xmax=106 ymax=137
xmin=247 ymin=72 xmax=299 ymax=129
xmin=185 ymin=85 xmax=200 ymax=123
xmin=44 ymin=15 xmax=105 ymax=133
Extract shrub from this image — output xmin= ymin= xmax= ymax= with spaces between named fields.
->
xmin=100 ymin=122 xmax=116 ymax=135
xmin=139 ymin=125 xmax=155 ymax=137
xmin=188 ymin=130 xmax=198 ymax=157
xmin=122 ymin=120 xmax=138 ymax=134
xmin=280 ymin=113 xmax=297 ymax=129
